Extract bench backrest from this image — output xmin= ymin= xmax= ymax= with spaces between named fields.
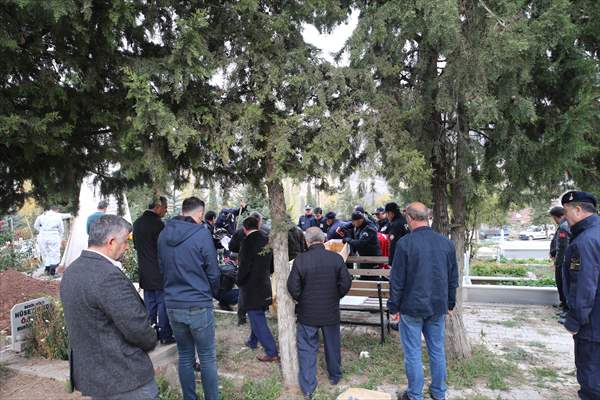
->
xmin=347 ymin=280 xmax=390 ymax=299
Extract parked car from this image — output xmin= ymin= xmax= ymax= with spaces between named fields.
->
xmin=519 ymin=226 xmax=551 ymax=240
xmin=479 ymin=226 xmax=511 ymax=240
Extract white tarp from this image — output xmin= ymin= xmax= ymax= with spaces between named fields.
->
xmin=60 ymin=174 xmax=131 ymax=268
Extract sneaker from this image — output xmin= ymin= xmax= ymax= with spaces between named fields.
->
xmin=256 ymin=354 xmax=280 ymax=362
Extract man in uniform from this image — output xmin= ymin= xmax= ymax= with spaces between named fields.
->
xmin=298 ymin=204 xmax=318 ymax=231
xmin=374 ymin=207 xmax=389 ymax=232
xmin=549 ymin=206 xmax=570 ymax=313
xmin=561 ymin=190 xmax=600 ymax=400
xmin=34 ymin=205 xmax=65 ymax=275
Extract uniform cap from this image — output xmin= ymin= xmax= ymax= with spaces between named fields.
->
xmin=561 ymin=191 xmax=597 ymax=208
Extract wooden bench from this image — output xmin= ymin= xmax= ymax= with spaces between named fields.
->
xmin=340 ymin=266 xmax=391 ymax=344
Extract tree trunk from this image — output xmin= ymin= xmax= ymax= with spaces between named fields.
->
xmin=447 ymin=98 xmax=473 ymax=359
xmin=265 ymin=158 xmax=300 ymax=392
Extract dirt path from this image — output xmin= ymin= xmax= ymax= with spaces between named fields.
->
xmin=0 ymin=369 xmax=86 ymax=400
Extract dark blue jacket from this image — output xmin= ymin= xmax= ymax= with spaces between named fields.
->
xmin=216 ymin=207 xmax=244 ymax=235
xmin=158 ymin=216 xmax=221 ymax=309
xmin=563 ymin=214 xmax=600 ymax=342
xmin=298 ymin=215 xmax=318 ymax=231
xmin=325 ymin=219 xmax=344 ymax=240
xmin=387 ymin=226 xmax=459 ymax=317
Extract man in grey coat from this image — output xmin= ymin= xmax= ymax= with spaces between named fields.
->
xmin=61 ymin=215 xmax=158 ymax=400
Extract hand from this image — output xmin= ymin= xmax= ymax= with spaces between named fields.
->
xmin=448 ymin=309 xmax=454 ymax=317
xmin=390 ymin=313 xmax=400 ymax=322
xmin=240 ymin=201 xmax=247 ymax=209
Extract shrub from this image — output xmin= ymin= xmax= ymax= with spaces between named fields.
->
xmin=0 ymin=232 xmax=36 ymax=273
xmin=121 ymin=246 xmax=139 ymax=282
xmin=26 ymin=298 xmax=69 ymax=360
xmin=470 ymin=261 xmax=527 ymax=277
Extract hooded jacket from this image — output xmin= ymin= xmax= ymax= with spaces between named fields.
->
xmin=158 ymin=216 xmax=221 ymax=309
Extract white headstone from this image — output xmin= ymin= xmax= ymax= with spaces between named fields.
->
xmin=10 ymin=297 xmax=51 ymax=351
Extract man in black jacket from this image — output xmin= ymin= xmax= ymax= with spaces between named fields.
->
xmin=385 ymin=202 xmax=410 ymax=266
xmin=287 ymin=227 xmax=352 ymax=398
xmin=237 ymin=216 xmax=279 ymax=362
xmin=133 ymin=196 xmax=174 ymax=344
xmin=338 ymin=211 xmax=381 ymax=268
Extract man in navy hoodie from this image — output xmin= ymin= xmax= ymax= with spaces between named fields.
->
xmin=158 ymin=197 xmax=220 ymax=400
xmin=387 ymin=202 xmax=458 ymax=400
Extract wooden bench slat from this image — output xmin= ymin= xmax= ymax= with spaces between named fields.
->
xmin=351 ymin=281 xmax=390 ymax=289
xmin=347 ymin=288 xmax=390 ymax=298
xmin=349 ymin=269 xmax=391 ymax=277
xmin=347 ymin=256 xmax=389 ymax=264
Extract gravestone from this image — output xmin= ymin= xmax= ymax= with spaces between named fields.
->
xmin=10 ymin=297 xmax=51 ymax=352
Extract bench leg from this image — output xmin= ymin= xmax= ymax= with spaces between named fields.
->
xmin=378 ymin=283 xmax=384 ymax=344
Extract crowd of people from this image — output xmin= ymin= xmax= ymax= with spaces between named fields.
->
xmin=51 ymin=190 xmax=600 ymax=400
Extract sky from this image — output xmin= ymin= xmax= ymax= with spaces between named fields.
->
xmin=301 ymin=9 xmax=359 ymax=66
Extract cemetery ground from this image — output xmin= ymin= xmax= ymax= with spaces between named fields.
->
xmin=0 ymin=297 xmax=579 ymax=400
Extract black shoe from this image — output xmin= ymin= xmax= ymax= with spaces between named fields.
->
xmin=193 ymin=362 xmax=201 ymax=372
xmin=160 ymin=337 xmax=176 ymax=345
xmin=49 ymin=266 xmax=56 ymax=276
xmin=397 ymin=391 xmax=410 ymax=400
xmin=329 ymin=377 xmax=340 ymax=385
xmin=219 ymin=303 xmax=234 ymax=312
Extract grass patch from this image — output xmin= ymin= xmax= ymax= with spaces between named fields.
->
xmin=533 ymin=367 xmax=559 ymax=382
xmin=343 ymin=333 xmax=406 ymax=388
xmin=447 ymin=345 xmax=520 ymax=390
xmin=157 ymin=375 xmax=182 ymax=400
xmin=241 ymin=373 xmax=282 ymax=400
xmin=479 ymin=319 xmax=522 ymax=328
xmin=526 ymin=341 xmax=546 ymax=349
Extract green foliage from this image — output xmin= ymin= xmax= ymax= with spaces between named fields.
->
xmin=505 ymin=278 xmax=556 ymax=287
xmin=121 ymin=245 xmax=139 ymax=283
xmin=156 ymin=375 xmax=182 ymax=400
xmin=0 ymin=231 xmax=36 ymax=273
xmin=470 ymin=262 xmax=528 ymax=277
xmin=26 ymin=299 xmax=69 ymax=361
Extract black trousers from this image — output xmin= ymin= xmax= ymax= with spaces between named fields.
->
xmin=555 ymin=264 xmax=566 ymax=306
xmin=574 ymin=337 xmax=600 ymax=399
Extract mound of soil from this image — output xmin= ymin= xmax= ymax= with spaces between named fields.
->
xmin=0 ymin=269 xmax=60 ymax=332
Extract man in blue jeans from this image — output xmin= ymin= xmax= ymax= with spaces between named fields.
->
xmin=158 ymin=197 xmax=221 ymax=400
xmin=387 ymin=202 xmax=459 ymax=400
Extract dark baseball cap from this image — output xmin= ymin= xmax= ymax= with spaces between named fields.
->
xmin=351 ymin=211 xmax=365 ymax=221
